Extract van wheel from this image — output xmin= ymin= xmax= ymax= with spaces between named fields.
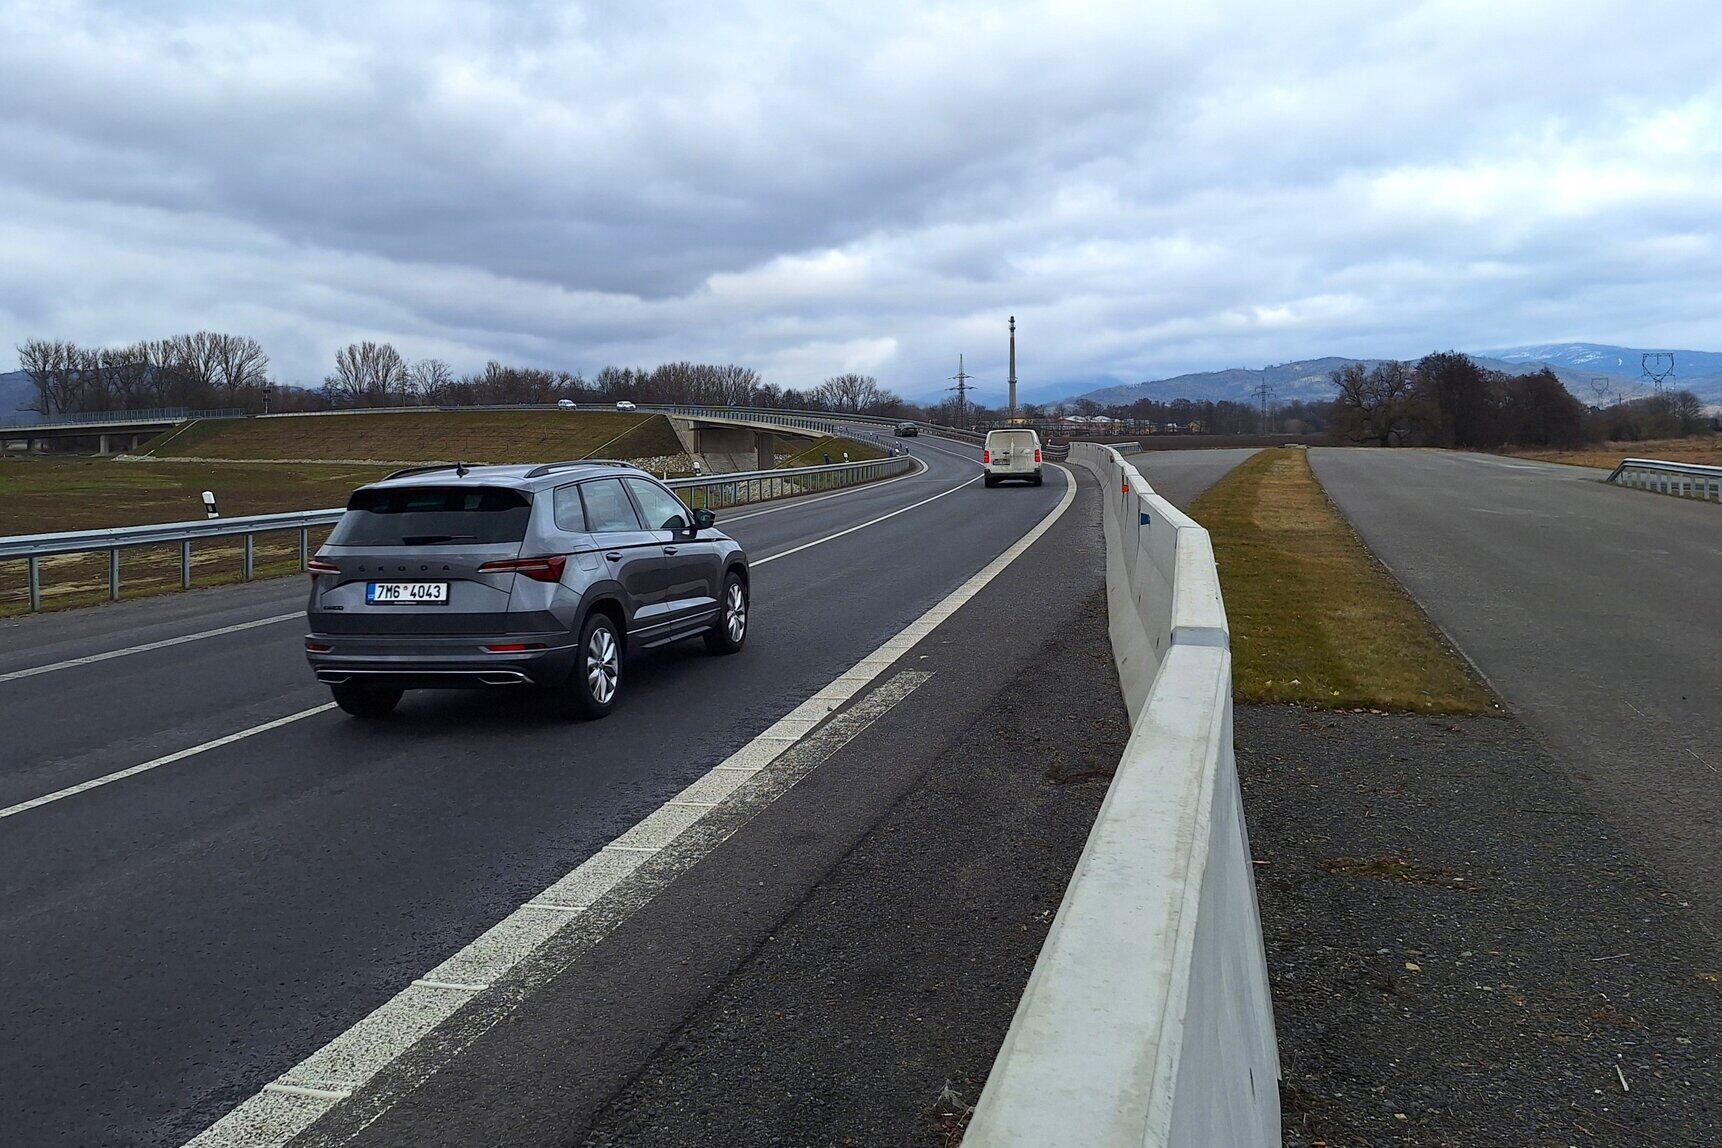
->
xmin=331 ymin=682 xmax=402 ymax=718
xmin=705 ymin=573 xmax=748 ymax=655
xmin=1032 ymin=474 xmax=1044 ymax=486
xmin=566 ymin=611 xmax=621 ymax=719
xmin=983 ymin=475 xmax=998 ymax=488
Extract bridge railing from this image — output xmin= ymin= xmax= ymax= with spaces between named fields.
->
xmin=0 ymin=407 xmax=248 ymax=431
xmin=966 ymin=442 xmax=1277 ymax=1147
xmin=1606 ymin=457 xmax=1722 ymax=502
xmin=0 ymin=448 xmax=916 ymax=614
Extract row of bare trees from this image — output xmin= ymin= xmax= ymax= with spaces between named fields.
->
xmin=13 ymin=333 xmax=917 ymax=420
xmin=316 ymin=342 xmax=912 ymax=416
xmin=17 ymin=333 xmax=270 ymax=417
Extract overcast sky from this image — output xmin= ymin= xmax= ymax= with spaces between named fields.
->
xmin=3 ymin=1 xmax=1719 ymax=399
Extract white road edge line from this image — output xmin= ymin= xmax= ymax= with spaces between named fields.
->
xmin=184 ymin=463 xmax=1076 ymax=1148
xmin=0 ymin=612 xmax=303 ymax=685
xmin=0 ymin=703 xmax=337 ymax=820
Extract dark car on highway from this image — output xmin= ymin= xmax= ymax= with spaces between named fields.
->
xmin=893 ymin=422 xmax=919 ymax=436
xmin=304 ymin=461 xmax=749 ymax=719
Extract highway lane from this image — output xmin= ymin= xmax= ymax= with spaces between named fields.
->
xmin=1310 ymin=448 xmax=1722 ymax=925
xmin=0 ymin=432 xmax=1066 ymax=1147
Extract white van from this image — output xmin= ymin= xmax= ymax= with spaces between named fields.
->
xmin=982 ymin=428 xmax=1043 ymax=487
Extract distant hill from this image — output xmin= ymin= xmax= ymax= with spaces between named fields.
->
xmin=0 ymin=370 xmax=38 ymax=424
xmin=1075 ymin=346 xmax=1722 ymax=407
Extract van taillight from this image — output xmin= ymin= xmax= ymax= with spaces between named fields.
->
xmin=982 ymin=449 xmax=991 ymax=464
xmin=477 ymin=554 xmax=568 ymax=583
xmin=1033 ymin=448 xmax=1042 ymax=464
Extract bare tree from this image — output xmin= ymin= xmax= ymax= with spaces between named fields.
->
xmin=815 ymin=373 xmax=887 ymax=413
xmin=325 ymin=341 xmax=410 ymax=407
xmin=407 ymin=358 xmax=454 ymax=403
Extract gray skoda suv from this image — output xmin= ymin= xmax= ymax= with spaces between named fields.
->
xmin=305 ymin=461 xmax=749 ymax=719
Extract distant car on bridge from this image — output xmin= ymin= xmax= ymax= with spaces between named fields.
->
xmin=616 ymin=400 xmax=637 ymax=411
xmin=557 ymin=398 xmax=576 ymax=410
xmin=304 ymin=461 xmax=749 ymax=720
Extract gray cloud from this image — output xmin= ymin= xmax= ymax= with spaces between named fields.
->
xmin=3 ymin=0 xmax=1721 ymax=399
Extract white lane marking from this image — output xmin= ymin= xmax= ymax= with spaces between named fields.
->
xmin=0 ymin=612 xmax=302 ymax=685
xmin=186 ymin=464 xmax=1077 ymax=1148
xmin=720 ymin=454 xmax=929 ymax=523
xmin=753 ymin=472 xmax=988 ymax=566
xmin=0 ymin=703 xmax=336 ymax=820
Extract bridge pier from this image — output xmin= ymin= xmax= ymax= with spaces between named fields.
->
xmin=98 ymin=433 xmax=111 ymax=455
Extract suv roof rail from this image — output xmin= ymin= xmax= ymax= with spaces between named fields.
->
xmin=380 ymin=463 xmax=466 ymax=481
xmin=523 ymin=458 xmax=642 ymax=479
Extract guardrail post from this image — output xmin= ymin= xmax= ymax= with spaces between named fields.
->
xmin=181 ymin=540 xmax=192 ymax=589
xmin=27 ymin=555 xmax=41 ymax=612
xmin=108 ymin=549 xmax=120 ymax=601
xmin=243 ymin=534 xmax=255 ymax=581
xmin=298 ymin=527 xmax=309 ymax=571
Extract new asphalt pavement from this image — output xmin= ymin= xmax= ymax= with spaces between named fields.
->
xmin=0 ymin=430 xmax=1073 ymax=1147
xmin=1310 ymin=448 xmax=1721 ymax=925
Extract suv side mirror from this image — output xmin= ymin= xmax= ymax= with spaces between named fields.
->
xmin=692 ymin=508 xmax=717 ymax=532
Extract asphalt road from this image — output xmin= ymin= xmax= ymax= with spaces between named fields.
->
xmin=1119 ymin=447 xmax=1260 ymax=511
xmin=0 ymin=431 xmax=1068 ymax=1147
xmin=1310 ymin=448 xmax=1722 ymax=925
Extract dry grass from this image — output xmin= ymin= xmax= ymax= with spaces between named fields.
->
xmin=1501 ymin=434 xmax=1722 ymax=470
xmin=0 ymin=458 xmax=379 ymax=616
xmin=145 ymin=409 xmax=684 ymax=463
xmin=778 ymin=434 xmax=888 ymax=467
xmin=1191 ymin=448 xmax=1497 ymax=713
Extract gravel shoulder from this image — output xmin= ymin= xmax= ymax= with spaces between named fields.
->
xmin=1240 ymin=703 xmax=1720 ymax=1147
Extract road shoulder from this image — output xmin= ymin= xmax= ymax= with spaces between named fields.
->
xmin=1242 ymin=704 xmax=1720 ymax=1146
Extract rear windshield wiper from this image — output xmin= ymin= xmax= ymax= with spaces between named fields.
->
xmin=400 ymin=534 xmax=477 ymax=545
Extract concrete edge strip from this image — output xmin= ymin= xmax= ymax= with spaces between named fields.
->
xmin=183 ymin=463 xmax=1077 ymax=1148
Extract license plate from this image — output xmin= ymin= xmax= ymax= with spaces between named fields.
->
xmin=366 ymin=581 xmax=449 ymax=605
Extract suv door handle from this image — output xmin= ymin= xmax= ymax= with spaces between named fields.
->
xmin=661 ymin=546 xmax=679 ymax=555
xmin=604 ymin=551 xmax=622 ymax=561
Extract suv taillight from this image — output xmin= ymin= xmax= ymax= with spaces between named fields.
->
xmin=306 ymin=558 xmax=340 ymax=579
xmin=1033 ymin=448 xmax=1042 ymax=463
xmin=477 ymin=554 xmax=569 ymax=583
xmin=982 ymin=449 xmax=991 ymax=464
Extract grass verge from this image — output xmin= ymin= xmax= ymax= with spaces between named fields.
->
xmin=1500 ymin=434 xmax=1722 ymax=469
xmin=778 ymin=434 xmax=887 ymax=467
xmin=143 ymin=410 xmax=684 ymax=463
xmin=1190 ymin=447 xmax=1496 ymax=713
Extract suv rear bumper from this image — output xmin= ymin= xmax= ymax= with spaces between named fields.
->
xmin=306 ymin=632 xmax=578 ymax=689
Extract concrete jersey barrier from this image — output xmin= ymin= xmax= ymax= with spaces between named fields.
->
xmin=966 ymin=442 xmax=1277 ymax=1147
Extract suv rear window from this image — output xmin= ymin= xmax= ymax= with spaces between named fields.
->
xmin=328 ymin=486 xmax=532 ymax=547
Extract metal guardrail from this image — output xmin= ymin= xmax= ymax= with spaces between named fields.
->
xmin=0 ymin=452 xmax=916 ymax=612
xmin=1606 ymin=457 xmax=1722 ymax=502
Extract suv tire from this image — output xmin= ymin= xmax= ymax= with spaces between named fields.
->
xmin=331 ymin=682 xmax=402 ymax=718
xmin=705 ymin=572 xmax=748 ymax=655
xmin=566 ymin=610 xmax=622 ymax=719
